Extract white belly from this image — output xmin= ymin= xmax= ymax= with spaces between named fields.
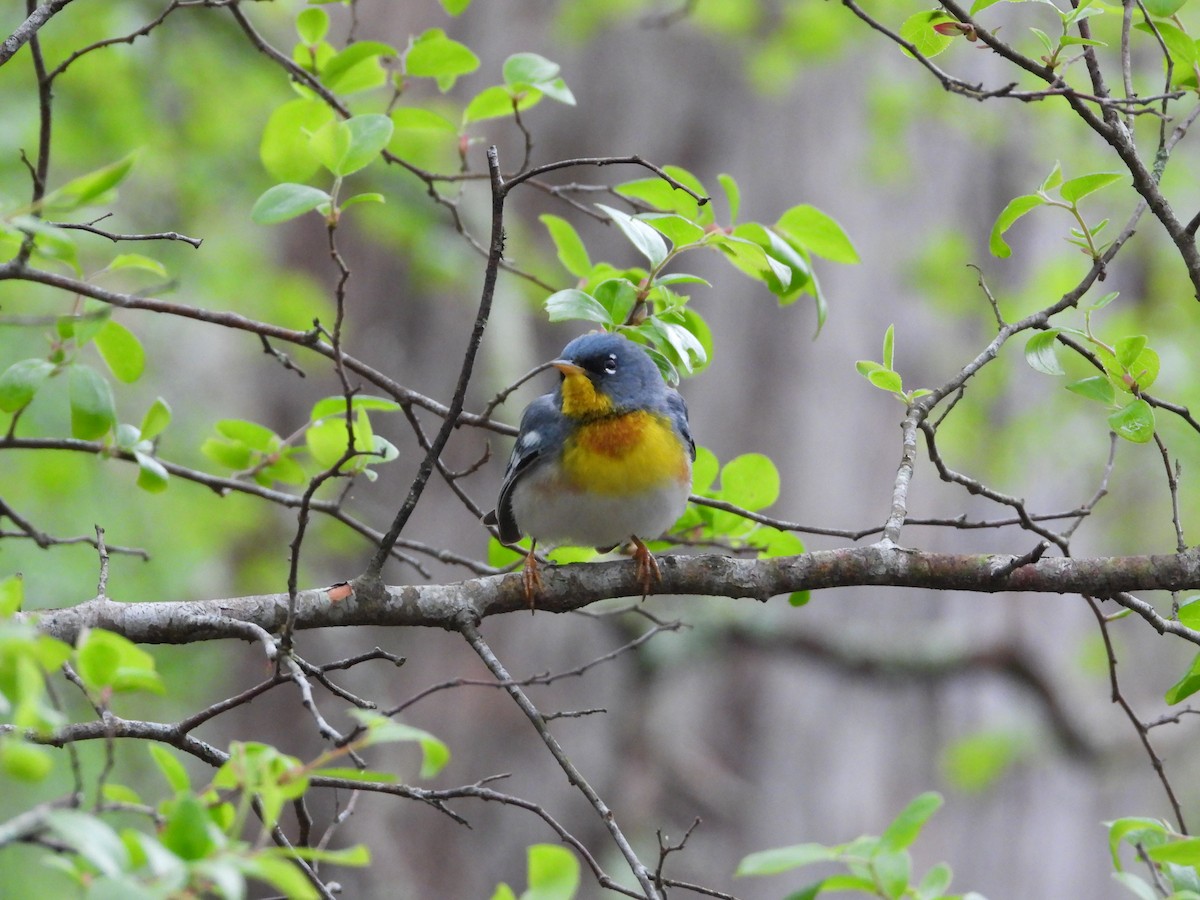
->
xmin=511 ymin=467 xmax=691 ymax=549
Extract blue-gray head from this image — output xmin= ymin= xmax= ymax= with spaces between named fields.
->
xmin=552 ymin=333 xmax=665 ymax=418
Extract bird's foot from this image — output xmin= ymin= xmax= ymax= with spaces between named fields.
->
xmin=522 ymin=550 xmax=543 ymax=612
xmin=631 ymin=536 xmax=661 ymax=600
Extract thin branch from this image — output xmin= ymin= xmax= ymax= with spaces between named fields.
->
xmin=1084 ymin=596 xmax=1188 ymax=833
xmin=50 ymin=219 xmax=203 ymax=248
xmin=363 ymin=145 xmax=507 ymax=580
xmin=458 ymin=615 xmax=661 ymax=899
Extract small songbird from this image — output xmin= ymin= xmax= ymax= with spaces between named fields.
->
xmin=484 ymin=332 xmax=695 ymax=605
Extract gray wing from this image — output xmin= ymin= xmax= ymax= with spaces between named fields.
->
xmin=488 ymin=394 xmax=562 ymax=544
xmin=665 ymin=389 xmax=696 ymax=462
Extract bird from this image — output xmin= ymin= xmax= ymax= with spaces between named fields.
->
xmin=483 ymin=332 xmax=695 ymax=607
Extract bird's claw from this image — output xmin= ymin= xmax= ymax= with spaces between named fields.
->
xmin=631 ymin=536 xmax=661 ymax=600
xmin=522 ymin=550 xmax=542 ymax=612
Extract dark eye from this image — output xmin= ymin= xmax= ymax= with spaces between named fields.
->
xmin=603 ymin=354 xmax=618 ymax=375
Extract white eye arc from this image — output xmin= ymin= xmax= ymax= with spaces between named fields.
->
xmin=603 ymin=354 xmax=618 ymax=374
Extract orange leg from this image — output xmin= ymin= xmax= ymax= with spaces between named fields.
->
xmin=522 ymin=541 xmax=542 ymax=612
xmin=631 ymin=536 xmax=661 ymax=599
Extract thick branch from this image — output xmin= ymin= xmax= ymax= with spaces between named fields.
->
xmin=20 ymin=545 xmax=1200 ymax=646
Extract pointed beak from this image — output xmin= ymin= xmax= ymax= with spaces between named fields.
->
xmin=551 ymin=359 xmax=585 ymax=377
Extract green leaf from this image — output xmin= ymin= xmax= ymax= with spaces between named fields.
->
xmin=879 ymin=792 xmax=943 ymax=853
xmin=160 ymin=794 xmax=217 ymax=861
xmin=1179 ymin=596 xmax=1200 ymax=630
xmin=347 ymin=711 xmax=450 ymax=777
xmin=503 ymin=52 xmax=560 ymax=85
xmin=616 ymin=176 xmax=701 ymax=220
xmin=882 ymin=324 xmax=895 ymax=370
xmin=149 ymin=744 xmax=192 ymax=793
xmin=94 ymin=320 xmax=146 ymax=383
xmin=720 ymin=453 xmax=779 ymax=511
xmin=1107 ymin=398 xmax=1155 ymax=443
xmin=596 ymin=204 xmax=668 ymax=268
xmin=1024 ymin=330 xmax=1064 ymax=375
xmin=1040 ymin=161 xmax=1063 ymax=192
xmin=306 ymin=418 xmax=354 ymax=467
xmin=68 ymin=364 xmax=116 ymax=440
xmin=648 ymin=317 xmax=707 ymax=374
xmin=260 ymin=98 xmax=336 ymax=183
xmin=1066 ymin=375 xmax=1115 ymax=405
xmin=1148 ymin=837 xmax=1200 ymax=864
xmin=216 ymin=419 xmax=279 ymax=451
xmin=310 ymin=395 xmax=401 ymax=421
xmin=654 ymin=272 xmax=711 ymax=287
xmin=139 ymin=397 xmax=172 ymax=441
xmin=594 ymin=279 xmax=639 ymax=327
xmin=1111 ymin=871 xmax=1162 ymax=900
xmin=1030 ymin=27 xmax=1054 ymax=55
xmin=239 ymin=855 xmax=320 ymax=899
xmin=545 ymin=289 xmax=612 ymax=325
xmin=463 ymin=85 xmax=540 ymax=123
xmin=391 ymin=106 xmax=457 ymax=133
xmin=718 ymin=173 xmax=741 ymax=224
xmin=266 ymin=843 xmax=372 ymax=866
xmin=916 ymin=862 xmax=953 ymax=898
xmin=1107 ymin=817 xmax=1169 ymax=870
xmin=341 ymin=192 xmax=385 ymax=212
xmin=321 ymin=40 xmax=397 ymax=93
xmin=261 ymin=452 xmax=308 ymax=487
xmin=989 ymin=194 xmax=1045 ymax=258
xmin=899 ymin=10 xmax=956 ymax=58
xmin=440 ymin=0 xmax=472 ymax=13
xmin=868 ymin=369 xmax=904 ymax=394
xmin=0 ymin=358 xmax=55 ymax=412
xmin=201 ymin=439 xmax=252 ymax=470
xmin=1165 ymin=651 xmax=1200 ymax=704
xmin=134 ymin=451 xmax=169 ymax=493
xmin=76 ymin=628 xmax=164 ymax=695
xmin=1143 ymin=0 xmax=1188 ymax=14
xmin=1133 ymin=20 xmax=1187 ymax=62
xmin=0 ymin=574 xmax=23 ymax=617
xmin=334 ymin=114 xmax=394 ymax=176
xmin=1115 ymin=335 xmax=1148 ymax=369
xmin=775 ymin=204 xmax=859 ymax=263
xmin=0 ymin=738 xmax=53 ymax=781
xmin=251 ymin=183 xmax=331 ymax=225
xmin=296 ymin=7 xmax=329 ymax=44
xmin=711 ymin=232 xmax=793 ymax=292
xmin=106 ymin=253 xmax=167 ymax=278
xmin=1059 ymin=172 xmax=1123 ymax=203
xmin=643 ymin=213 xmax=706 ymax=247
xmin=692 ymin=446 xmax=719 ymax=494
xmin=525 ymin=844 xmax=580 ymax=900
xmin=736 ymin=843 xmax=835 ymax=876
xmin=941 ymin=730 xmax=1027 ymax=791
xmin=539 ymin=214 xmax=592 ymax=277
xmin=313 ymin=767 xmax=397 ymax=783
xmin=405 ymin=28 xmax=480 ymax=91
xmin=43 ymin=153 xmax=137 ymax=213
xmin=44 ymin=810 xmax=129 ymax=877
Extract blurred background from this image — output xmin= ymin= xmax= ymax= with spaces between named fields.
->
xmin=4 ymin=0 xmax=1200 ymax=896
